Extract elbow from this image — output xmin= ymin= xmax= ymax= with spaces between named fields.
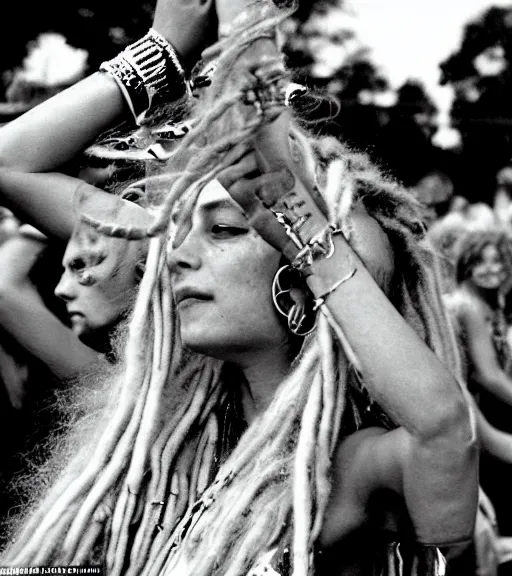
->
xmin=0 ymin=268 xmax=26 ymax=306
xmin=417 ymin=378 xmax=476 ymax=450
xmin=0 ymin=155 xmax=15 ymax=171
xmin=0 ymin=280 xmax=16 ymax=308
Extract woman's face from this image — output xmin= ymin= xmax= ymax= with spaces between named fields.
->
xmin=54 ymin=223 xmax=141 ymax=342
xmin=167 ymin=180 xmax=289 ymax=360
xmin=470 ymin=243 xmax=507 ymax=290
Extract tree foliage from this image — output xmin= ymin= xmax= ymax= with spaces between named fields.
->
xmin=0 ymin=0 xmax=156 ymax=95
xmin=440 ymin=6 xmax=512 ymax=203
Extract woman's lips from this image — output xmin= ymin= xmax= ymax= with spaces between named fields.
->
xmin=174 ymin=287 xmax=214 ymax=306
xmin=68 ymin=311 xmax=85 ymax=319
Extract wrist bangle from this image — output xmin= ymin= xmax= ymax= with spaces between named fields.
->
xmin=312 ymin=267 xmax=357 ymax=311
xmin=291 ymin=226 xmax=342 ymax=275
xmin=100 ymin=29 xmax=189 ymax=125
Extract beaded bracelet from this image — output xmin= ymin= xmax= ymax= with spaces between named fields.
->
xmin=100 ymin=29 xmax=189 ymax=125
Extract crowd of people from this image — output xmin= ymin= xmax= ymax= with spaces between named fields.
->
xmin=0 ymin=0 xmax=510 ymax=575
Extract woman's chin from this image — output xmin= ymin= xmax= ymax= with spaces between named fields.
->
xmin=473 ymin=279 xmax=503 ymax=290
xmin=180 ymin=330 xmax=243 ymax=362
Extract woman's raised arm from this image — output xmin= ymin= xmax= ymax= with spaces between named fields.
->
xmin=219 ymin=108 xmax=478 ymax=547
xmin=0 ymin=0 xmax=215 ymax=173
xmin=0 ymin=231 xmax=99 ymax=380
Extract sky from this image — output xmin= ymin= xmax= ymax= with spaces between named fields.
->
xmin=351 ymin=0 xmax=512 ymax=143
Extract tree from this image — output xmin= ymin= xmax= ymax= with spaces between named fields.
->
xmin=0 ymin=0 xmax=156 ymax=99
xmin=440 ymin=6 xmax=512 ymax=203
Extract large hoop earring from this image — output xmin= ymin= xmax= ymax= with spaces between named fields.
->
xmin=272 ymin=265 xmax=316 ymax=337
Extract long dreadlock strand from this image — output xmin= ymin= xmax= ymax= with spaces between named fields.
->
xmin=27 ymin=509 xmax=76 ymax=565
xmin=79 ymin=213 xmax=151 ymax=240
xmin=197 ymin=413 xmax=220 ymax=494
xmin=126 ymin=366 xmax=205 ymax=572
xmin=134 ymin=362 xmax=222 ymax=576
xmin=224 ymin=508 xmax=282 ymax=576
xmin=63 ymin=368 xmax=153 ymax=564
xmin=126 ymin=363 xmax=210 ymax=572
xmin=292 ymin=370 xmax=323 ymax=576
xmin=107 ymin=254 xmax=171 ymax=576
xmin=188 ymin=417 xmax=216 ymax=507
xmin=311 ymin=315 xmax=338 ymax=540
xmin=329 ymin=340 xmax=349 ymax=459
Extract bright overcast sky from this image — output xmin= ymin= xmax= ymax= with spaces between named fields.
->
xmin=352 ymin=0 xmax=512 ymax=117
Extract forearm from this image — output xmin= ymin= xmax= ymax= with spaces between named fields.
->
xmin=0 ymin=284 xmax=99 ymax=381
xmin=0 ymin=0 xmax=216 ymax=174
xmin=307 ymin=235 xmax=472 ymax=441
xmin=0 ymin=169 xmax=82 ymax=240
xmin=476 ymin=402 xmax=512 ymax=462
xmin=0 ymin=234 xmax=47 ymax=289
xmin=0 ymin=73 xmax=127 ymax=172
xmin=473 ymin=368 xmax=512 ymax=407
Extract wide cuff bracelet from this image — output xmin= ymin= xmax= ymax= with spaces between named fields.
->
xmin=100 ymin=29 xmax=189 ymax=125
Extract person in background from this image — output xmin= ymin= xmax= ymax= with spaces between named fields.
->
xmin=494 ymin=166 xmax=512 ymax=225
xmin=445 ymin=230 xmax=512 ymax=545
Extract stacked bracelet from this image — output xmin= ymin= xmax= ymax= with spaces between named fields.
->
xmin=100 ymin=29 xmax=189 ymax=125
xmin=291 ymin=225 xmax=341 ymax=275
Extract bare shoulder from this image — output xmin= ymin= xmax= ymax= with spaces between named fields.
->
xmin=445 ymin=290 xmax=488 ymax=325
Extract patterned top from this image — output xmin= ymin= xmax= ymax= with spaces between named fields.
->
xmin=247 ymin=538 xmax=447 ymax=576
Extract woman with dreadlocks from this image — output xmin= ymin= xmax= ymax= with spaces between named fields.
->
xmin=0 ymin=0 xmax=477 ymax=574
xmin=445 ymin=230 xmax=512 ymax=548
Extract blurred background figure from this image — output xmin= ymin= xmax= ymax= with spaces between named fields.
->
xmin=412 ymin=170 xmax=455 ymax=228
xmin=426 ymin=211 xmax=470 ymax=292
xmin=444 ymin=230 xmax=512 ymax=560
xmin=494 ymin=165 xmax=512 ymax=224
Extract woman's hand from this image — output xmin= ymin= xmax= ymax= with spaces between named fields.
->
xmin=152 ymin=0 xmax=217 ymax=68
xmin=216 ymin=114 xmax=331 ymax=264
xmin=215 ymin=146 xmax=303 ymax=261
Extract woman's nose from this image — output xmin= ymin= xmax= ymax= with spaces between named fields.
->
xmin=166 ymin=229 xmax=202 ymax=273
xmin=54 ymin=271 xmax=77 ymax=302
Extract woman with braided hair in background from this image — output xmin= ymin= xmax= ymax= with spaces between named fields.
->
xmin=0 ymin=0 xmax=477 ymax=574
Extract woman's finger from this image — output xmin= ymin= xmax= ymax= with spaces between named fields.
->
xmin=226 ymin=176 xmax=294 ymax=256
xmin=216 ymin=153 xmax=259 ymax=190
xmin=252 ymin=170 xmax=295 ymax=208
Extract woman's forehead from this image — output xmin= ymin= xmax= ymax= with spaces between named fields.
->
xmin=65 ymin=223 xmax=126 ymax=263
xmin=196 ymin=180 xmax=236 ymax=209
xmin=172 ymin=180 xmax=241 ymax=224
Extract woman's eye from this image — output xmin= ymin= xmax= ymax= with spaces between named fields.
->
xmin=69 ymin=258 xmax=87 ymax=272
xmin=211 ymin=224 xmax=248 ymax=237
